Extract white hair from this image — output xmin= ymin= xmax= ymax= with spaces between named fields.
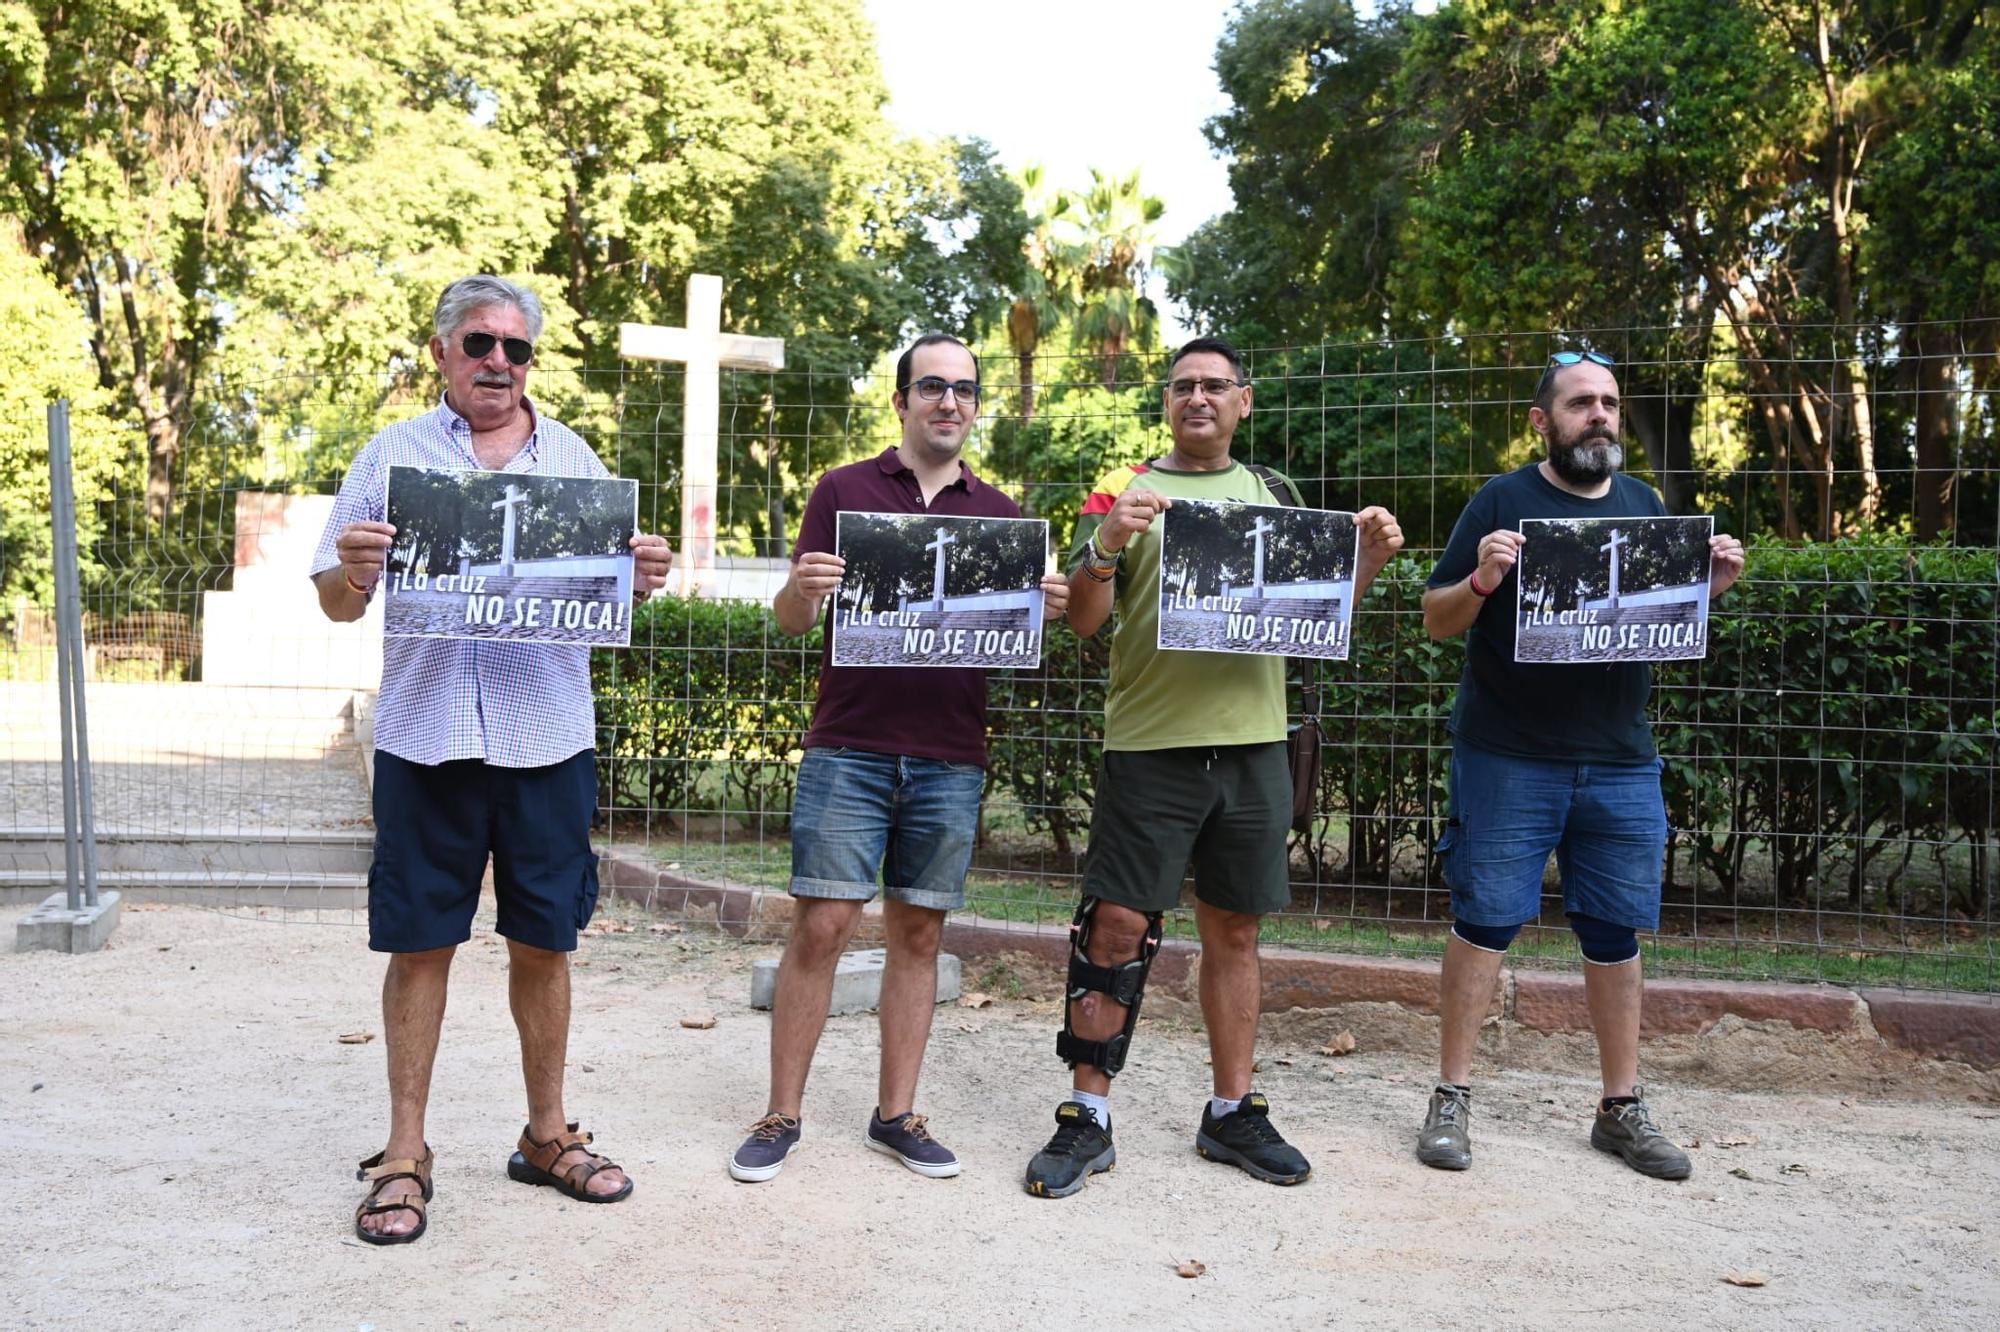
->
xmin=432 ymin=275 xmax=545 ymax=342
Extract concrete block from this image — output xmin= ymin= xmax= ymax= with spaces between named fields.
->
xmin=751 ymin=948 xmax=961 ymax=1014
xmin=15 ymin=890 xmax=122 ymax=954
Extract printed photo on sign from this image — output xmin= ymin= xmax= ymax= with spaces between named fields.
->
xmin=830 ymin=511 xmax=1048 ymax=669
xmin=383 ymin=465 xmax=639 ymax=647
xmin=1156 ymin=499 xmax=1359 ymax=661
xmin=1514 ymin=515 xmax=1714 ymax=664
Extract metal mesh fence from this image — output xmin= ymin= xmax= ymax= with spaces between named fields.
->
xmin=4 ymin=323 xmax=1995 ymax=990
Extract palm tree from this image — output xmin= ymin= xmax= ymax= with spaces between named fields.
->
xmin=1005 ymin=167 xmax=1082 ymax=421
xmin=1067 ymin=169 xmax=1164 ymax=389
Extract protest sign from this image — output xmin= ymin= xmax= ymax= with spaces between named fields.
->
xmin=1157 ymin=499 xmax=1359 ymax=660
xmin=1514 ymin=514 xmax=1713 ymax=663
xmin=830 ymin=512 xmax=1048 ymax=668
xmin=383 ymin=465 xmax=639 ymax=647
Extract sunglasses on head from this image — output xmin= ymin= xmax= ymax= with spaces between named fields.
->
xmin=460 ymin=331 xmax=535 ymax=366
xmin=1536 ymin=349 xmax=1614 ymax=395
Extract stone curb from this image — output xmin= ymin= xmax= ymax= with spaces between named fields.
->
xmin=596 ymin=850 xmax=2000 ymax=1071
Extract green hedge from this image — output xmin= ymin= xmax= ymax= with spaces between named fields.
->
xmin=592 ymin=539 xmax=1998 ymax=919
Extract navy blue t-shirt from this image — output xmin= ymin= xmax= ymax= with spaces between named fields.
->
xmin=1427 ymin=464 xmax=1669 ymax=762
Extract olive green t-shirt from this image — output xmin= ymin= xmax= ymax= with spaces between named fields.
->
xmin=1068 ymin=460 xmax=1301 ymax=751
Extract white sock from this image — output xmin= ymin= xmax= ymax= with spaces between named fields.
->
xmin=1070 ymin=1090 xmax=1111 ymax=1130
xmin=1210 ymin=1095 xmax=1243 ymax=1118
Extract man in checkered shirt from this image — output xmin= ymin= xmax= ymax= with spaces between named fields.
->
xmin=312 ymin=276 xmax=671 ymax=1244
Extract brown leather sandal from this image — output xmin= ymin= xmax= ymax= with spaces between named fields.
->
xmin=354 ymin=1145 xmax=434 ymax=1245
xmin=506 ymin=1122 xmax=634 ymax=1203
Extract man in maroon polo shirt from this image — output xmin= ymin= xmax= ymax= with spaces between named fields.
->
xmin=729 ymin=333 xmax=1068 ymax=1183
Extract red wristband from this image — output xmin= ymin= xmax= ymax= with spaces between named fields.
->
xmin=343 ymin=569 xmax=374 ymax=597
xmin=1467 ymin=569 xmax=1496 ymax=598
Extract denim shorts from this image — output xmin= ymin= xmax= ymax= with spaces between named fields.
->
xmin=789 ymin=747 xmax=985 ymax=911
xmin=1435 ymin=739 xmax=1667 ymax=930
xmin=368 ymin=749 xmax=601 ymax=953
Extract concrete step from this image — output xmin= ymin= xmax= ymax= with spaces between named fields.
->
xmin=750 ymin=949 xmax=962 ymax=1014
xmin=0 ymin=828 xmax=373 ymax=877
xmin=0 ymin=869 xmax=367 ymax=908
xmin=1 ymin=682 xmax=359 ymax=760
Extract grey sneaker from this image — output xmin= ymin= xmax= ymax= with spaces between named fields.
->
xmin=729 ymin=1113 xmax=801 ymax=1183
xmin=1417 ymin=1084 xmax=1473 ymax=1170
xmin=1591 ymin=1088 xmax=1692 ymax=1180
xmin=865 ymin=1109 xmax=961 ymax=1178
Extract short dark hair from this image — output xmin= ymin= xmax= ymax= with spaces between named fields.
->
xmin=1166 ymin=336 xmax=1247 ymax=383
xmin=1533 ymin=349 xmax=1617 ymax=414
xmin=895 ymin=333 xmax=978 ymax=397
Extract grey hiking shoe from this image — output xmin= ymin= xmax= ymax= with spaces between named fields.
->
xmin=1591 ymin=1088 xmax=1692 ymax=1180
xmin=1417 ymin=1084 xmax=1472 ymax=1170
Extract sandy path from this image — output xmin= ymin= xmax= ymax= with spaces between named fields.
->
xmin=4 ymin=902 xmax=1996 ymax=1331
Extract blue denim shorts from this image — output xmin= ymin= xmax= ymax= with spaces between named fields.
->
xmin=789 ymin=747 xmax=985 ymax=911
xmin=368 ymin=749 xmax=601 ymax=953
xmin=1435 ymin=739 xmax=1667 ymax=930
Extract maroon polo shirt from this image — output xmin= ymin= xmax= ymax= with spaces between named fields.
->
xmin=794 ymin=447 xmax=1023 ymax=766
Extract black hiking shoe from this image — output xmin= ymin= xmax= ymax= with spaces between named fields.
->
xmin=1195 ymin=1092 xmax=1311 ymax=1185
xmin=1023 ymin=1101 xmax=1115 ymax=1199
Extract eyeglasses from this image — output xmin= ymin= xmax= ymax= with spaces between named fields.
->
xmin=460 ymin=332 xmax=535 ymax=366
xmin=1536 ymin=349 xmax=1614 ymax=395
xmin=1167 ymin=376 xmax=1246 ymax=399
xmin=907 ymin=376 xmax=980 ymax=404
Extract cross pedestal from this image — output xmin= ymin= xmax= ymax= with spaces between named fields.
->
xmin=620 ymin=275 xmax=786 ymax=596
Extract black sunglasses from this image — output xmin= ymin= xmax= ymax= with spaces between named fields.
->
xmin=460 ymin=331 xmax=535 ymax=366
xmin=1536 ymin=349 xmax=1614 ymax=395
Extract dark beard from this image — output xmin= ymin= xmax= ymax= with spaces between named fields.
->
xmin=1549 ymin=432 xmax=1624 ymax=485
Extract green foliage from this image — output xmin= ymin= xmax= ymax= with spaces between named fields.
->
xmin=0 ymin=233 xmax=124 ymax=613
xmin=984 ymin=382 xmax=1165 ymax=536
xmin=1185 ymin=0 xmax=2000 ymax=540
xmin=1658 ymin=537 xmax=1998 ymax=916
xmin=592 ymin=595 xmax=820 ymax=824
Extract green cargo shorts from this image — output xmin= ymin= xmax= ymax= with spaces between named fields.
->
xmin=1080 ymin=742 xmax=1292 ymax=916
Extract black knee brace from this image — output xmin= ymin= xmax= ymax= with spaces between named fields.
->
xmin=1054 ymin=897 xmax=1164 ymax=1078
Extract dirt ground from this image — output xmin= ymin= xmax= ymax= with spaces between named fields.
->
xmin=5 ymin=901 xmax=1998 ymax=1332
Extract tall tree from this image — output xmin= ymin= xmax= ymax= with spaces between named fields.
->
xmin=1186 ymin=0 xmax=2000 ymax=538
xmin=0 ymin=0 xmax=456 ymax=520
xmin=0 ymin=226 xmax=125 ymax=610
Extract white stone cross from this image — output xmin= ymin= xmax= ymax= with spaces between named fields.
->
xmin=492 ymin=482 xmax=529 ymax=575
xmin=619 ymin=274 xmax=785 ymax=596
xmin=1246 ymin=515 xmax=1275 ymax=593
xmin=924 ymin=526 xmax=957 ymax=609
xmin=1600 ymin=527 xmax=1627 ymax=606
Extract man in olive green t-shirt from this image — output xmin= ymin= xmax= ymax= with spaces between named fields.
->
xmin=1023 ymin=336 xmax=1404 ymax=1198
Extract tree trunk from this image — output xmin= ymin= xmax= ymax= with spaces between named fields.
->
xmin=1016 ymin=347 xmax=1037 ymax=422
xmin=1911 ymin=326 xmax=1959 ymax=539
xmin=1623 ymin=377 xmax=1698 ymax=513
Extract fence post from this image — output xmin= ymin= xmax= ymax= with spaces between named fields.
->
xmin=16 ymin=400 xmax=115 ymax=953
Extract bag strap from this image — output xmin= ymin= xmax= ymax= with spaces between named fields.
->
xmin=1243 ymin=463 xmax=1320 ymax=720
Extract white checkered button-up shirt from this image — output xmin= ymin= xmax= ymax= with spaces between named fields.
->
xmin=310 ymin=395 xmax=611 ymax=768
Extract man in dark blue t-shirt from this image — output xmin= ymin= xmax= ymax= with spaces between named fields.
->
xmin=1416 ymin=350 xmax=1745 ymax=1180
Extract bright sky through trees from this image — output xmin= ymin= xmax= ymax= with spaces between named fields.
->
xmin=865 ymin=0 xmax=1236 ymax=342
